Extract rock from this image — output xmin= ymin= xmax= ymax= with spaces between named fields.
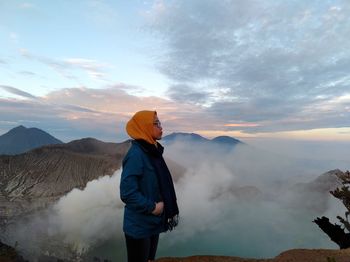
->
xmin=156 ymin=248 xmax=350 ymax=262
xmin=0 ymin=240 xmax=27 ymax=262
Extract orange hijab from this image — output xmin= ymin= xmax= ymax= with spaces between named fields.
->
xmin=126 ymin=110 xmax=157 ymax=145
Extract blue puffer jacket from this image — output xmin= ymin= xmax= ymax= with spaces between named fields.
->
xmin=120 ymin=140 xmax=166 ymax=238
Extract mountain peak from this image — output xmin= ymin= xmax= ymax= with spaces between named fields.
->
xmin=211 ymin=135 xmax=243 ymax=145
xmin=10 ymin=125 xmax=27 ymax=131
xmin=0 ymin=126 xmax=63 ymax=155
xmin=162 ymin=132 xmax=209 ymax=143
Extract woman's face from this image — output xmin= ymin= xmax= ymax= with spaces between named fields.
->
xmin=152 ymin=115 xmax=163 ymax=140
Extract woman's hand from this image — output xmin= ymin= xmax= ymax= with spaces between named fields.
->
xmin=152 ymin=201 xmax=164 ymax=216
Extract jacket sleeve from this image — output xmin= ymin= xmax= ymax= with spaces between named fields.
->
xmin=120 ymin=150 xmax=156 ymax=214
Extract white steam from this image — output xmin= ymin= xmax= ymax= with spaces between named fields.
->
xmin=2 ymin=171 xmax=125 ymax=261
xmin=172 ymin=162 xmax=236 ymax=240
xmin=52 ymin=170 xmax=124 ymax=253
xmin=156 ymin=141 xmax=348 ymax=258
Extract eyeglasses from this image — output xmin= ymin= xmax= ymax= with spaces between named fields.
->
xmin=153 ymin=120 xmax=162 ymax=128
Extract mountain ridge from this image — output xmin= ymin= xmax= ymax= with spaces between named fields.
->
xmin=0 ymin=125 xmax=244 ymax=156
xmin=162 ymin=132 xmax=244 ymax=147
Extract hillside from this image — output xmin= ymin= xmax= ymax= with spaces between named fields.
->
xmin=0 ymin=138 xmax=130 ymax=225
xmin=0 ymin=137 xmax=185 ymax=226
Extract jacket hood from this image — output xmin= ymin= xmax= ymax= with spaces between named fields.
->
xmin=126 ymin=110 xmax=157 ymax=145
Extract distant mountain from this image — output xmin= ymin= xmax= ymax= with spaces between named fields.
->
xmin=162 ymin=132 xmax=243 ymax=148
xmin=62 ymin=137 xmax=126 ymax=155
xmin=211 ymin=135 xmax=243 ymax=146
xmin=0 ymin=125 xmax=63 ymax=155
xmin=162 ymin=132 xmax=209 ymax=143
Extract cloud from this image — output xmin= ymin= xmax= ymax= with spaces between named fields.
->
xmin=19 ymin=3 xmax=34 ymax=9
xmin=18 ymin=71 xmax=36 ymax=76
xmin=85 ymin=0 xmax=119 ymax=26
xmin=0 ymin=85 xmax=203 ymax=142
xmin=146 ymin=0 xmax=350 ymax=133
xmin=19 ymin=49 xmax=110 ymax=82
xmin=9 ymin=32 xmax=19 ymax=44
xmin=2 ymin=1 xmax=348 ymax=137
xmin=224 ymin=123 xmax=260 ymax=127
xmin=0 ymin=85 xmax=37 ymax=99
xmin=62 ymin=58 xmax=109 ymax=80
xmin=1 ymin=83 xmax=349 ymax=142
xmin=168 ymin=84 xmax=211 ymax=104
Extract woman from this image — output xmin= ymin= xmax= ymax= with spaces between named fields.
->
xmin=120 ymin=110 xmax=179 ymax=262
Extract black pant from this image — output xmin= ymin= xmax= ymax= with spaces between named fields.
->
xmin=124 ymin=233 xmax=159 ymax=262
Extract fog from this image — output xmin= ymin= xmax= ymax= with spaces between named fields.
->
xmin=156 ymin=140 xmax=348 ymax=258
xmin=246 ymin=138 xmax=350 ymax=171
xmin=5 ymin=140 xmax=349 ymax=261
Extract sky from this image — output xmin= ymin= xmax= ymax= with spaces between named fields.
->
xmin=1 ymin=0 xmax=350 ymax=144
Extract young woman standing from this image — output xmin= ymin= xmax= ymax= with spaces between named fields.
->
xmin=120 ymin=110 xmax=179 ymax=262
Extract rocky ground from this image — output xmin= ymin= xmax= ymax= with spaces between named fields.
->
xmin=2 ymin=243 xmax=350 ymax=262
xmin=157 ymin=248 xmax=350 ymax=262
xmin=0 ymin=241 xmax=27 ymax=262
